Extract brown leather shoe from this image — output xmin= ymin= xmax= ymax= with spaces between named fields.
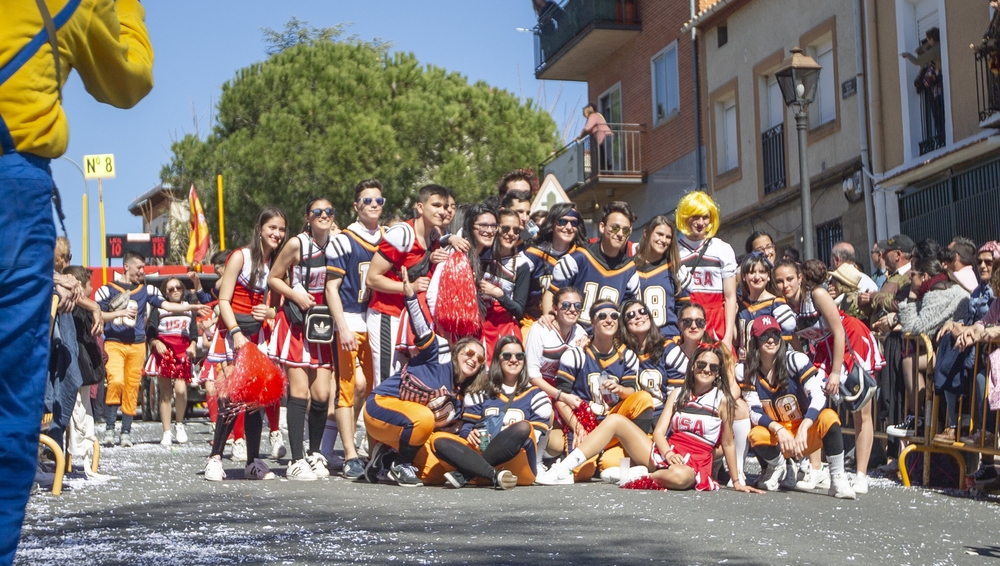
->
xmin=960 ymin=429 xmax=996 ymax=447
xmin=933 ymin=428 xmax=956 ymax=445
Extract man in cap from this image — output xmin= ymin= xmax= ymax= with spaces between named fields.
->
xmin=861 ymin=234 xmax=914 ymax=332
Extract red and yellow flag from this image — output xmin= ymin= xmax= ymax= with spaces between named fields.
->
xmin=186 ymin=184 xmax=211 ymax=266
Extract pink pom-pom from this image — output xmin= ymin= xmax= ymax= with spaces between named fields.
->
xmin=621 ymin=476 xmax=667 ymax=490
xmin=218 ymin=345 xmax=287 ymax=410
xmin=435 ymin=252 xmax=482 ymax=338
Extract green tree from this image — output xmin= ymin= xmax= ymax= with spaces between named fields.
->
xmin=161 ymin=24 xmax=559 ymax=249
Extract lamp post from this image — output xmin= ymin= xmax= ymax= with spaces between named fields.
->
xmin=774 ymin=47 xmax=822 ymax=260
xmin=60 ymin=156 xmax=90 ymax=266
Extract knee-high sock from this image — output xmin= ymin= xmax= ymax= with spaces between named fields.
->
xmin=244 ymin=409 xmax=263 ymax=461
xmin=308 ymin=400 xmax=329 ymax=455
xmin=732 ymin=418 xmax=751 ymax=481
xmin=320 ymin=419 xmax=339 ymax=456
xmin=286 ymin=397 xmax=308 ymax=461
xmin=433 ymin=437 xmax=496 ymax=481
xmin=206 ymin=393 xmax=218 ymax=424
xmin=823 ymin=423 xmax=846 ymax=475
xmin=264 ymin=402 xmax=281 ymax=432
xmin=397 ymin=442 xmax=420 ymax=466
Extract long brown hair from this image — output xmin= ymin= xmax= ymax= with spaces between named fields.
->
xmin=248 ymin=206 xmax=287 ymax=289
xmin=672 ymin=345 xmax=737 ymax=425
xmin=451 ymin=336 xmax=487 ymax=395
xmin=466 ymin=335 xmax=530 ymax=398
xmin=618 ymin=298 xmax=664 ymax=360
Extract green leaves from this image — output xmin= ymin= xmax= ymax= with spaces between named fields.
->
xmin=161 ymin=25 xmax=559 ymax=248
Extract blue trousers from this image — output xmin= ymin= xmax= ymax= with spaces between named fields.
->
xmin=0 ymin=153 xmax=55 ymax=563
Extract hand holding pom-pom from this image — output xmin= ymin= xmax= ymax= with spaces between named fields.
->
xmin=435 ymin=251 xmax=482 ymax=338
xmin=218 ymin=344 xmax=287 ymax=410
xmin=572 ymin=401 xmax=599 ymax=433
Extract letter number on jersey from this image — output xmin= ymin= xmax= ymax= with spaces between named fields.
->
xmin=358 ymin=262 xmax=371 ymax=303
xmin=581 ymin=282 xmax=620 ymax=322
xmin=643 ymin=285 xmax=667 ymax=328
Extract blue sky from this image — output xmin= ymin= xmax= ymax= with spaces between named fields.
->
xmin=50 ymin=1 xmax=587 ymax=266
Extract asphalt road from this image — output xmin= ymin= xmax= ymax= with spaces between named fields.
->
xmin=16 ymin=419 xmax=1000 ymax=565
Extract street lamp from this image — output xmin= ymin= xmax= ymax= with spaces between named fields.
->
xmin=774 ymin=47 xmax=822 ymax=260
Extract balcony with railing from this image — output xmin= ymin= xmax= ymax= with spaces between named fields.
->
xmin=761 ymin=124 xmax=786 ymax=195
xmin=975 ymin=16 xmax=1000 ymax=128
xmin=540 ymin=123 xmax=645 ymax=201
xmin=534 ymin=0 xmax=641 ymax=81
xmin=918 ymin=87 xmax=946 ymax=156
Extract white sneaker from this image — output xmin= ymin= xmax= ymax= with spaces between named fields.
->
xmin=160 ymin=431 xmax=173 ymax=446
xmin=599 ymin=466 xmax=621 ymax=484
xmin=286 ymin=458 xmax=319 ymax=481
xmin=306 ymin=453 xmax=331 ymax=478
xmin=795 ymin=465 xmax=830 ymax=491
xmin=269 ymin=431 xmax=286 ymax=460
xmin=175 ymin=423 xmax=188 ymax=444
xmin=231 ymin=438 xmax=247 ymax=461
xmin=780 ymin=459 xmax=799 ymax=490
xmin=205 ymin=456 xmax=226 ymax=482
xmin=853 ymin=473 xmax=869 ymax=494
xmin=757 ymin=463 xmax=786 ymax=491
xmin=534 ymin=464 xmax=574 ymax=485
xmin=245 ymin=458 xmax=276 ymax=480
xmin=627 ymin=466 xmax=650 ymax=481
xmin=829 ymin=473 xmax=857 ymax=499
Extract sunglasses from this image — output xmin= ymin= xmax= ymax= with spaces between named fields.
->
xmin=594 ymin=311 xmax=620 ymax=322
xmin=166 ymin=285 xmax=184 ymax=293
xmin=607 ymin=224 xmax=632 ymax=237
xmin=461 ymin=347 xmax=486 ymax=365
xmin=357 ymin=197 xmax=386 ymax=207
xmin=474 ymin=223 xmax=498 ymax=233
xmin=758 ymin=330 xmax=782 ymax=344
xmin=499 ymin=225 xmax=523 ymax=236
xmin=979 ymin=258 xmax=994 ymax=266
xmin=680 ymin=318 xmax=707 ymax=329
xmin=311 ymin=207 xmax=335 ymax=218
xmin=625 ymin=307 xmax=648 ymax=321
xmin=694 ymin=361 xmax=721 ymax=374
xmin=556 ymin=218 xmax=580 ymax=228
xmin=500 ymin=352 xmax=526 ymax=362
xmin=559 ymin=301 xmax=583 ymax=312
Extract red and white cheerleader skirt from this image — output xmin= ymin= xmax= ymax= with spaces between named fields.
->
xmin=650 ymin=432 xmax=720 ymax=491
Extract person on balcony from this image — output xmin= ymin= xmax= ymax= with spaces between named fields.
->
xmin=576 ymin=103 xmax=614 ymax=173
xmin=902 ymin=27 xmax=944 ymax=146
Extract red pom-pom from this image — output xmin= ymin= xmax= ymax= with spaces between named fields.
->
xmin=621 ymin=476 xmax=667 ymax=490
xmin=218 ymin=345 xmax=287 ymax=410
xmin=572 ymin=401 xmax=599 ymax=433
xmin=435 ymin=251 xmax=482 ymax=338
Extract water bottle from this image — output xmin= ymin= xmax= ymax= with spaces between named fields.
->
xmin=520 ymin=219 xmax=539 ymax=242
xmin=599 ymin=370 xmax=619 ymax=407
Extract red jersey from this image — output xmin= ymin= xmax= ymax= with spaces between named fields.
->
xmin=368 ymin=220 xmax=435 ymax=317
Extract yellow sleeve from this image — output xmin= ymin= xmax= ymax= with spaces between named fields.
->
xmin=68 ymin=0 xmax=154 ymax=109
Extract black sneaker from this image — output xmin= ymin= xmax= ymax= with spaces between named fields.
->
xmin=343 ymin=457 xmax=366 ymax=479
xmin=444 ymin=470 xmax=468 ymax=489
xmin=886 ymin=415 xmax=923 ymax=438
xmin=388 ymin=461 xmax=423 ymax=487
xmin=973 ymin=465 xmax=999 ymax=483
xmin=362 ymin=442 xmax=389 ymax=483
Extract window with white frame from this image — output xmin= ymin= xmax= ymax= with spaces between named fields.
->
xmin=766 ymin=76 xmax=784 ymax=130
xmin=717 ymin=98 xmax=738 ymax=173
xmin=812 ymin=40 xmax=836 ymax=125
xmin=651 ymin=43 xmax=679 ymax=125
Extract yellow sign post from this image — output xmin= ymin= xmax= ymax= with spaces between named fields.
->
xmin=217 ymin=174 xmax=225 ymax=251
xmin=82 ymin=193 xmax=88 ymax=266
xmin=83 ymin=154 xmax=116 ymax=284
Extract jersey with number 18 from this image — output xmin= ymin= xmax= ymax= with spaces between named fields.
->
xmin=326 ymin=222 xmax=383 ymax=319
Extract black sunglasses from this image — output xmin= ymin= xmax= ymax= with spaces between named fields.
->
xmin=556 ymin=218 xmax=580 ymax=228
xmin=500 ymin=225 xmax=523 ymax=236
xmin=594 ymin=311 xmax=620 ymax=322
xmin=559 ymin=301 xmax=583 ymax=312
xmin=500 ymin=352 xmax=526 ymax=362
xmin=165 ymin=285 xmax=184 ymax=293
xmin=694 ymin=361 xmax=721 ymax=374
xmin=625 ymin=307 xmax=649 ymax=321
xmin=680 ymin=317 xmax=707 ymax=329
xmin=311 ymin=207 xmax=335 ymax=218
xmin=758 ymin=330 xmax=782 ymax=344
xmin=357 ymin=197 xmax=385 ymax=206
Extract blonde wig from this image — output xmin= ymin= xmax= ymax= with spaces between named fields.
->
xmin=675 ymin=191 xmax=720 ymax=239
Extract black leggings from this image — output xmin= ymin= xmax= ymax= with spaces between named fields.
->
xmin=287 ymin=396 xmax=328 ymax=460
xmin=432 ymin=421 xmax=535 ymax=481
xmin=755 ymin=423 xmax=844 ymax=466
xmin=211 ymin=398 xmax=263 ymax=461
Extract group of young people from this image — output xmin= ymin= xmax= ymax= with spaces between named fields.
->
xmin=122 ymin=169 xmax=892 ymax=501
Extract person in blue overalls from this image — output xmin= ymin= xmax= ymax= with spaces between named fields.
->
xmin=0 ymin=2 xmax=153 ymax=561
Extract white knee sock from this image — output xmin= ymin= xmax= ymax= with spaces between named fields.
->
xmin=828 ymin=452 xmax=846 ymax=475
xmin=320 ymin=419 xmax=338 ymax=455
xmin=732 ymin=418 xmax=751 ymax=481
xmin=535 ymin=428 xmax=549 ymax=468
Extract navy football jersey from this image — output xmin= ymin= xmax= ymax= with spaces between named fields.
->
xmin=460 ymin=386 xmax=552 ymax=439
xmin=373 ymin=294 xmax=458 ymax=402
xmin=327 ymin=222 xmax=383 ymax=314
xmin=550 ymin=243 xmax=640 ymax=325
xmin=96 ymin=282 xmax=165 ymax=344
xmin=735 ymin=296 xmax=796 ymax=361
xmin=743 ymin=350 xmax=825 ymax=428
xmin=518 ymin=243 xmax=572 ymax=320
xmin=556 ymin=343 xmax=638 ymax=417
xmin=636 ymin=257 xmax=688 ymax=337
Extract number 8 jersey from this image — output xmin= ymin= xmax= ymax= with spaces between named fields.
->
xmin=549 ymin=243 xmax=640 ymax=325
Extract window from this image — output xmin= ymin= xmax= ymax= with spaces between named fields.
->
xmin=767 ymin=77 xmax=784 ymax=130
xmin=651 ymin=43 xmax=679 ymax=126
xmin=722 ymin=100 xmax=738 ymax=173
xmin=813 ymin=41 xmax=836 ymax=125
xmin=762 ymin=76 xmax=786 ymax=194
xmin=815 ymin=218 xmax=843 ymax=267
xmin=718 ymin=25 xmax=728 ymax=48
